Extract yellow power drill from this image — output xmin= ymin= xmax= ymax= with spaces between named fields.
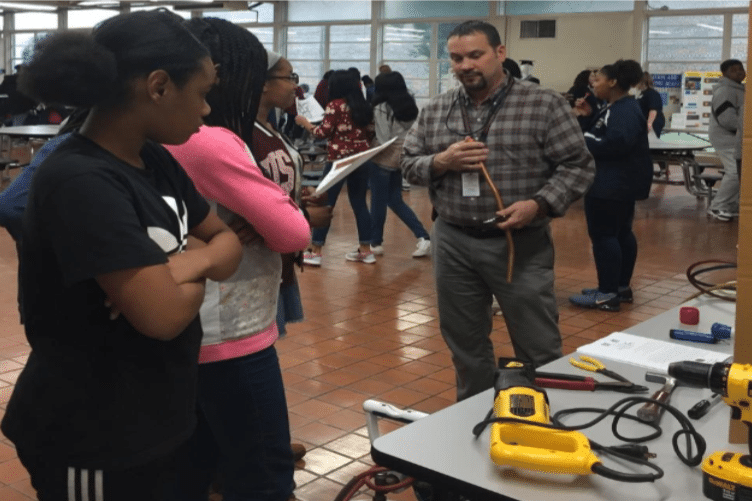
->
xmin=668 ymin=361 xmax=752 ymax=501
xmin=489 ymin=359 xmax=600 ymax=475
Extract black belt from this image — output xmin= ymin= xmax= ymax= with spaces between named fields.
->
xmin=445 ymin=220 xmax=543 ymax=239
xmin=445 ymin=221 xmax=507 ymax=239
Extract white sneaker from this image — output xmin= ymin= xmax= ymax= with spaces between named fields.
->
xmin=707 ymin=208 xmax=733 ymax=222
xmin=303 ymin=251 xmax=322 ymax=266
xmin=345 ymin=249 xmax=376 ymax=264
xmin=370 ymin=244 xmax=384 ymax=255
xmin=412 ymin=238 xmax=431 ymax=258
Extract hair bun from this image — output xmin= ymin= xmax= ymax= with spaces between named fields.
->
xmin=19 ymin=32 xmax=117 ymax=108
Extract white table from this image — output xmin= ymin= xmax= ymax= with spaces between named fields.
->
xmin=371 ymin=297 xmax=739 ymax=500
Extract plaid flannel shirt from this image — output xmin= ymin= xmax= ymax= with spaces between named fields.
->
xmin=402 ymin=76 xmax=595 ymax=227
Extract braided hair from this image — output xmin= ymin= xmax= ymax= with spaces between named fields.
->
xmin=185 ymin=17 xmax=267 ymax=148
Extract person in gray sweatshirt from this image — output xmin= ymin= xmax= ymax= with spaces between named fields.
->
xmin=707 ymin=58 xmax=745 ymax=221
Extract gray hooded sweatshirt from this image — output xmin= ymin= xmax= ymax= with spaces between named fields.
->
xmin=709 ymin=76 xmax=745 ymax=150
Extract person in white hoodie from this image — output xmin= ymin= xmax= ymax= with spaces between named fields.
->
xmin=707 ymin=59 xmax=745 ymax=222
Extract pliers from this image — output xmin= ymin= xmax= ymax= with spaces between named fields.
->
xmin=569 ymin=355 xmax=648 ymax=393
xmin=534 ymin=372 xmax=648 ymax=394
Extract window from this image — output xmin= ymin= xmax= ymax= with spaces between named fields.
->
xmin=647 ymin=1 xmax=748 ymax=10
xmin=731 ymin=13 xmax=748 ymax=64
xmin=67 ymin=8 xmax=117 ymax=29
xmin=14 ymin=12 xmax=57 ymax=30
xmin=287 ymin=26 xmax=325 ymax=92
xmin=12 ymin=32 xmax=49 ymax=67
xmin=248 ymin=27 xmax=274 ymax=49
xmin=382 ymin=23 xmax=431 ymax=107
xmin=646 ymin=10 xmax=748 ymax=73
xmin=507 ymin=1 xmax=632 ymax=15
xmin=287 ymin=1 xmax=370 ymax=22
xmin=384 ymin=1 xmax=488 ymax=19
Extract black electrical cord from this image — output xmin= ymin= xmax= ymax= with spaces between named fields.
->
xmin=685 ymin=260 xmax=736 ymax=302
xmin=472 ymin=396 xmax=707 ymax=483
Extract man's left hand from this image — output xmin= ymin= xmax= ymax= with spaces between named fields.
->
xmin=495 ymin=200 xmax=539 ymax=230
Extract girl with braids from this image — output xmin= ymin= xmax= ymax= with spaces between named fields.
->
xmin=164 ymin=18 xmax=310 ymax=501
xmin=368 ymin=71 xmax=431 ymax=258
xmin=296 ymin=69 xmax=376 ymax=265
xmin=0 ymin=11 xmax=242 ymax=501
xmin=569 ymin=60 xmax=653 ymax=312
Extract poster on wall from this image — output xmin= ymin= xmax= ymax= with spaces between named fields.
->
xmin=651 ymin=74 xmax=682 ymax=120
xmin=680 ymin=71 xmax=721 ymax=130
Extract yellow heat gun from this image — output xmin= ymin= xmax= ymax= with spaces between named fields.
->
xmin=488 ymin=360 xmax=601 ymax=475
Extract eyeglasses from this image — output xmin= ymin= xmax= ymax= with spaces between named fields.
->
xmin=267 ymin=73 xmax=299 ymax=85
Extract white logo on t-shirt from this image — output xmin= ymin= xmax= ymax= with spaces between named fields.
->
xmin=146 ymin=196 xmax=189 ymax=254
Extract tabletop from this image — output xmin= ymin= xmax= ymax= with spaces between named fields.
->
xmin=649 ymin=133 xmax=710 ymax=152
xmin=0 ymin=124 xmax=61 ymax=138
xmin=371 ymin=297 xmax=739 ymax=501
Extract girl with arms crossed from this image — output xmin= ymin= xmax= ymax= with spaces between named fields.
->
xmin=1 ymin=11 xmax=242 ymax=501
xmin=166 ymin=19 xmax=311 ymax=501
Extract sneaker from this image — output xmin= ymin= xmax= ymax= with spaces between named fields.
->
xmin=303 ymin=251 xmax=321 ymax=266
xmin=580 ymin=286 xmax=633 ymax=303
xmin=707 ymin=208 xmax=733 ymax=221
xmin=402 ymin=179 xmax=411 ymax=191
xmin=412 ymin=237 xmax=431 ymax=258
xmin=569 ymin=291 xmax=620 ymax=312
xmin=345 ymin=249 xmax=376 ymax=264
xmin=370 ymin=244 xmax=384 ymax=255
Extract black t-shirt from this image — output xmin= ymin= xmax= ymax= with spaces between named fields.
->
xmin=1 ymin=134 xmax=210 ymax=470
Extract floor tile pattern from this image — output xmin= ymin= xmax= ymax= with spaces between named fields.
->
xmin=0 ymin=180 xmax=738 ymax=500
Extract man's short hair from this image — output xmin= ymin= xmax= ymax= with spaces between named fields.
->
xmin=447 ymin=20 xmax=502 ymax=48
xmin=721 ymin=59 xmax=744 ymax=73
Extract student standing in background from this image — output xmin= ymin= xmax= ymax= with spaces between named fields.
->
xmin=368 ymin=71 xmax=431 ymax=258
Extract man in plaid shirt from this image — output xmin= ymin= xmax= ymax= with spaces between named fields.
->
xmin=402 ymin=20 xmax=594 ymax=401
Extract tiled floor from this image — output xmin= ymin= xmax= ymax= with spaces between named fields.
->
xmin=0 ymin=177 xmax=739 ymax=500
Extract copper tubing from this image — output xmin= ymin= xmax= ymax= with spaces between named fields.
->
xmin=479 ymin=162 xmax=514 ymax=282
xmin=465 ymin=137 xmax=514 ymax=282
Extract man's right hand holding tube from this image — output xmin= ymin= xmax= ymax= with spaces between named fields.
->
xmin=432 ymin=136 xmax=489 ymax=176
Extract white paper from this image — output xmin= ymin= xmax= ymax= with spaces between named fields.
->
xmin=314 ymin=136 xmax=398 ymax=195
xmin=576 ymin=331 xmax=730 ymax=373
xmin=296 ymin=96 xmax=325 ymax=123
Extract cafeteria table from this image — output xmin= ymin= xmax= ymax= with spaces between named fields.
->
xmin=371 ymin=297 xmax=738 ymax=500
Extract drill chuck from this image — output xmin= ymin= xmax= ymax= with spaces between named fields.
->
xmin=668 ymin=361 xmax=729 ymax=396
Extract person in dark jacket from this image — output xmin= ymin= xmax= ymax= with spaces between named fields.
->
xmin=569 ymin=60 xmax=652 ymax=312
xmin=636 ymin=71 xmax=665 ymax=137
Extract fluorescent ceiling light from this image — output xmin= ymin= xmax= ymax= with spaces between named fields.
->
xmin=0 ymin=2 xmax=57 ymax=10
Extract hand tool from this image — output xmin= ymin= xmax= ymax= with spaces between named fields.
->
xmin=636 ymin=372 xmax=676 ymax=424
xmin=687 ymin=393 xmax=722 ymax=420
xmin=669 ymin=361 xmax=752 ymax=500
xmin=569 ymin=355 xmax=649 ymax=392
xmin=534 ymin=372 xmax=648 ymax=393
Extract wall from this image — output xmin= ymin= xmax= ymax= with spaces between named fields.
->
xmin=730 ymin=1 xmax=751 ymax=444
xmin=497 ymin=10 xmax=640 ymax=93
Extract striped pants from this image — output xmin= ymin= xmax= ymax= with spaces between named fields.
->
xmin=17 ymin=449 xmax=175 ymax=501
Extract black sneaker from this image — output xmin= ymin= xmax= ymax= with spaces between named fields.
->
xmin=569 ymin=291 xmax=621 ymax=312
xmin=581 ymin=286 xmax=633 ymax=303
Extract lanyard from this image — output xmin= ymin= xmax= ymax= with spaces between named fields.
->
xmin=457 ymin=75 xmax=515 ymax=143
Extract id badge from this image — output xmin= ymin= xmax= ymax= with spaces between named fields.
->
xmin=461 ymin=172 xmax=480 ymax=197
